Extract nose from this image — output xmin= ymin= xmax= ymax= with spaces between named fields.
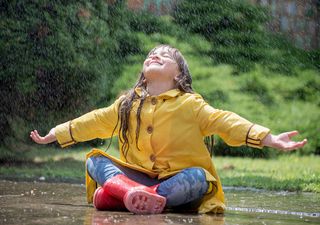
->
xmin=150 ymin=53 xmax=160 ymax=60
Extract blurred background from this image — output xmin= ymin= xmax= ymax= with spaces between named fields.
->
xmin=1 ymin=0 xmax=319 ymax=164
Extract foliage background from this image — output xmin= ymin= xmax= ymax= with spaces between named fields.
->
xmin=1 ymin=0 xmax=319 ymax=161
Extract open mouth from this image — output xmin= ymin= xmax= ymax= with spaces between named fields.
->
xmin=149 ymin=61 xmax=162 ymax=66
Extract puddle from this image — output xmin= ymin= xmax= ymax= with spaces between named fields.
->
xmin=0 ymin=180 xmax=319 ymax=224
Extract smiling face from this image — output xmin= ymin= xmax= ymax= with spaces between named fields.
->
xmin=142 ymin=46 xmax=180 ymax=84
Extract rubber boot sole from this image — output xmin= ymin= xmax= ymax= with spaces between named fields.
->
xmin=124 ymin=189 xmax=166 ymax=214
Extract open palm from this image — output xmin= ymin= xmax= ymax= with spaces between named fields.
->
xmin=30 ymin=129 xmax=56 ymax=144
xmin=272 ymin=131 xmax=307 ymax=151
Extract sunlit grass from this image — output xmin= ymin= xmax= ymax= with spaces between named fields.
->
xmin=0 ymin=145 xmax=120 ymax=183
xmin=214 ymin=155 xmax=320 ymax=192
xmin=0 ymin=146 xmax=318 ymax=192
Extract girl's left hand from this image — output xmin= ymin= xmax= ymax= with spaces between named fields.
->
xmin=262 ymin=131 xmax=307 ymax=152
xmin=30 ymin=128 xmax=56 ymax=145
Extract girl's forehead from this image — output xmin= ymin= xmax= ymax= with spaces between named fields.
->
xmin=149 ymin=46 xmax=173 ymax=55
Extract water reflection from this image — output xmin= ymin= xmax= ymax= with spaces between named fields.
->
xmin=88 ymin=210 xmax=225 ymax=225
xmin=1 ymin=180 xmax=320 ymax=225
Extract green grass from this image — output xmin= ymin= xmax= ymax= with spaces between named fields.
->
xmin=0 ymin=159 xmax=85 ymax=183
xmin=0 ymin=146 xmax=319 ymax=193
xmin=0 ymin=146 xmax=119 ymax=183
xmin=214 ymin=155 xmax=320 ymax=192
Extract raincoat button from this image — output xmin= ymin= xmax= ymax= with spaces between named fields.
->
xmin=150 ymin=154 xmax=156 ymax=162
xmin=147 ymin=126 xmax=153 ymax=134
xmin=151 ymin=98 xmax=157 ymax=105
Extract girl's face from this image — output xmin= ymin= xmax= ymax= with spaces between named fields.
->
xmin=143 ymin=46 xmax=180 ymax=84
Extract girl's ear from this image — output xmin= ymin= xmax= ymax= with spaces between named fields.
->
xmin=174 ymin=74 xmax=181 ymax=89
xmin=174 ymin=73 xmax=181 ymax=81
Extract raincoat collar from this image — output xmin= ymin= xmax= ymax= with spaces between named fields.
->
xmin=134 ymin=87 xmax=181 ymax=99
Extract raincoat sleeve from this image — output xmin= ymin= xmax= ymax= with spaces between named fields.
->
xmin=192 ymin=94 xmax=270 ymax=148
xmin=54 ymin=97 xmax=123 ymax=148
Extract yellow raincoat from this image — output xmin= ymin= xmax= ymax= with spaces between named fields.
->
xmin=55 ymin=88 xmax=270 ymax=213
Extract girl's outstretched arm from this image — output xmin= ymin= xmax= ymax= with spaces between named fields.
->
xmin=30 ymin=128 xmax=57 ymax=144
xmin=261 ymin=130 xmax=307 ymax=151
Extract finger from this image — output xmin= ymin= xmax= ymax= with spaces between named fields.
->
xmin=283 ymin=140 xmax=307 ymax=151
xmin=31 ymin=131 xmax=39 ymax=140
xmin=30 ymin=131 xmax=37 ymax=139
xmin=31 ymin=131 xmax=44 ymax=144
xmin=291 ymin=139 xmax=308 ymax=149
xmin=31 ymin=130 xmax=39 ymax=139
xmin=30 ymin=133 xmax=39 ymax=143
xmin=34 ymin=130 xmax=45 ymax=140
xmin=287 ymin=130 xmax=299 ymax=138
xmin=31 ymin=132 xmax=41 ymax=143
xmin=299 ymin=139 xmax=308 ymax=147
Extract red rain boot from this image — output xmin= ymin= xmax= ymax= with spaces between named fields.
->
xmin=103 ymin=174 xmax=166 ymax=214
xmin=93 ymin=186 xmax=125 ymax=211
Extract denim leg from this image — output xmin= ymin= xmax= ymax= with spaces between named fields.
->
xmin=157 ymin=167 xmax=209 ymax=207
xmin=86 ymin=156 xmax=123 ymax=186
xmin=86 ymin=156 xmax=161 ymax=187
xmin=86 ymin=157 xmax=209 ymax=207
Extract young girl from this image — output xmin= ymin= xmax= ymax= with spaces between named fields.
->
xmin=30 ymin=44 xmax=307 ymax=214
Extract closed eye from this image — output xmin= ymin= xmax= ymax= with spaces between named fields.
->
xmin=147 ymin=52 xmax=173 ymax=60
xmin=162 ymin=53 xmax=173 ymax=59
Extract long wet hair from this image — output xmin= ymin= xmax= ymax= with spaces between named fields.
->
xmin=108 ymin=45 xmax=214 ymax=158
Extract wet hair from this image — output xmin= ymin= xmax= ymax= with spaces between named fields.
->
xmin=108 ymin=45 xmax=214 ymax=158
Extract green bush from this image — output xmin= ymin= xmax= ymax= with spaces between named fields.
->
xmin=128 ymin=10 xmax=174 ymax=35
xmin=212 ymin=137 xmax=278 ymax=158
xmin=173 ymin=0 xmax=318 ymax=74
xmin=173 ymin=0 xmax=270 ymax=71
xmin=307 ymin=49 xmax=320 ymax=70
xmin=0 ymin=0 xmax=137 ymax=160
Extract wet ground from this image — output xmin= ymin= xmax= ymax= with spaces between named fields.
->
xmin=0 ymin=180 xmax=319 ymax=225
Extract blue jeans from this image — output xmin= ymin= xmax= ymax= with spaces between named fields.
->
xmin=86 ymin=156 xmax=209 ymax=208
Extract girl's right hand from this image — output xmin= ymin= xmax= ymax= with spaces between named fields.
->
xmin=30 ymin=128 xmax=57 ymax=144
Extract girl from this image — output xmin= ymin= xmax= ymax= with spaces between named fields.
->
xmin=30 ymin=45 xmax=307 ymax=214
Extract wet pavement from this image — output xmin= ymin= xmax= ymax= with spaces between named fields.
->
xmin=0 ymin=180 xmax=319 ymax=225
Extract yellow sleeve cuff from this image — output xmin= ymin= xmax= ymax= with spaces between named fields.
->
xmin=55 ymin=121 xmax=77 ymax=148
xmin=246 ymin=124 xmax=270 ymax=149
